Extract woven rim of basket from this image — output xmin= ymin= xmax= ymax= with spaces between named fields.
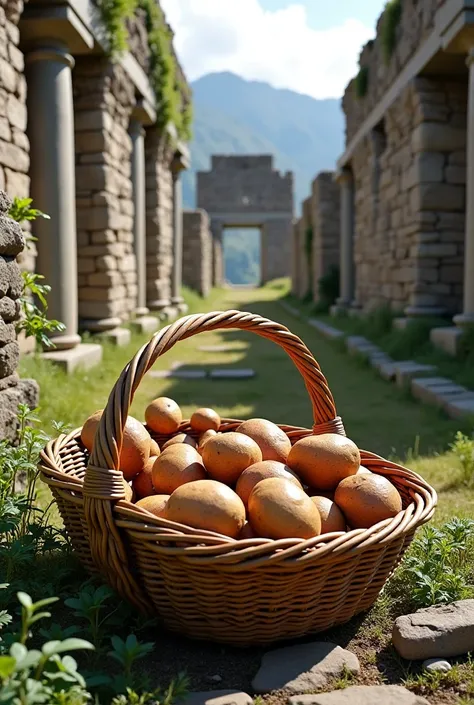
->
xmin=40 ymin=420 xmax=437 ymax=569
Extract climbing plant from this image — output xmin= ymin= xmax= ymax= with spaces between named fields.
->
xmin=381 ymin=0 xmax=402 ymax=64
xmin=95 ymin=0 xmax=193 ymax=141
xmin=354 ymin=66 xmax=369 ymax=99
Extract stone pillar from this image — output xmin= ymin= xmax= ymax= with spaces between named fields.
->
xmin=170 ymin=151 xmax=188 ymax=314
xmin=331 ymin=168 xmax=354 ymax=314
xmin=26 ymin=43 xmax=80 ymax=350
xmin=182 ymin=209 xmax=212 ymax=297
xmin=130 ymin=119 xmax=148 ymax=317
xmin=211 ymin=220 xmax=224 ymax=287
xmin=291 ymin=219 xmax=300 ymax=296
xmin=261 ymin=218 xmax=292 ymax=283
xmin=431 ymin=50 xmax=473 ymax=355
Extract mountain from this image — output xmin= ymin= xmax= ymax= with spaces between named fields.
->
xmin=182 ymin=72 xmax=345 ymax=211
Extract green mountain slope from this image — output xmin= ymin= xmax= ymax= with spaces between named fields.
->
xmin=183 ymin=71 xmax=344 ymax=210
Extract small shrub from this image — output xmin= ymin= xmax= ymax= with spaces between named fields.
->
xmin=391 ymin=518 xmax=474 ymax=609
xmin=355 ymin=66 xmax=369 ymax=99
xmin=381 ymin=0 xmax=402 ymax=64
xmin=314 ymin=266 xmax=340 ymax=313
xmin=450 ymin=431 xmax=474 ymax=487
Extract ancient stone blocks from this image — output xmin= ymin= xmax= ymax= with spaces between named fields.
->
xmin=73 ymin=58 xmax=137 ymax=327
xmin=182 ymin=209 xmax=212 ymax=297
xmin=0 ymin=189 xmax=39 ymax=441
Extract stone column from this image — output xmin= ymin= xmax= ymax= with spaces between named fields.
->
xmin=331 ymin=168 xmax=354 ymax=314
xmin=211 ymin=220 xmax=224 ymax=287
xmin=26 ymin=43 xmax=80 ymax=350
xmin=130 ymin=119 xmax=148 ymax=317
xmin=431 ymin=49 xmax=474 ymax=355
xmin=171 ymin=153 xmax=187 ymax=313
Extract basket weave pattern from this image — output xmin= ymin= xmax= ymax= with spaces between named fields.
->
xmin=40 ymin=311 xmax=437 ymax=646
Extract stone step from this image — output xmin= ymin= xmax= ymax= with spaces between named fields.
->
xmin=345 ymin=335 xmax=380 ymax=357
xmin=308 ymin=318 xmax=344 ymax=340
xmin=393 ymin=360 xmax=437 ymax=387
xmin=42 ymin=343 xmax=103 ymax=374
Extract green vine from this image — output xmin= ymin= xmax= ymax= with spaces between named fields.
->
xmin=381 ymin=0 xmax=402 ymax=64
xmin=354 ymin=66 xmax=369 ymax=99
xmin=95 ymin=0 xmax=192 ymax=141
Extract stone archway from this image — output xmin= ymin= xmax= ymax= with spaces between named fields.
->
xmin=197 ymin=156 xmax=294 ymax=285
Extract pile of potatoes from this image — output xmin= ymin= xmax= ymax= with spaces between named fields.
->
xmin=80 ymin=398 xmax=403 ymax=540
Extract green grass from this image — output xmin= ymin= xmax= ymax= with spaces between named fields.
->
xmin=16 ymin=279 xmax=474 ymax=703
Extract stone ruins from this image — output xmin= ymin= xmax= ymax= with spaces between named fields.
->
xmin=197 ymin=156 xmax=294 ymax=286
xmin=292 ymin=0 xmax=474 ymax=355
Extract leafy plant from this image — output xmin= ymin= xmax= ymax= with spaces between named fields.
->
xmin=450 ymin=431 xmax=474 ymax=487
xmin=381 ymin=0 xmax=402 ymax=64
xmin=64 ymin=585 xmax=117 ymax=651
xmin=354 ymin=66 xmax=369 ymax=99
xmin=392 ymin=518 xmax=474 ymax=609
xmin=0 ymin=591 xmax=94 ymax=704
xmin=95 ymin=0 xmax=192 ymax=140
xmin=110 ymin=672 xmax=189 ymax=705
xmin=8 ymin=197 xmax=65 ymax=350
xmin=17 ymin=272 xmax=66 ymax=349
xmin=108 ymin=635 xmax=154 ymax=682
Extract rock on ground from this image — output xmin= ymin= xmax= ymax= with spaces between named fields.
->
xmin=287 ymin=684 xmax=430 ymax=704
xmin=422 ymin=658 xmax=451 ymax=673
xmin=251 ymin=641 xmax=360 ymax=694
xmin=393 ymin=599 xmax=474 ymax=659
xmin=179 ymin=691 xmax=253 ymax=705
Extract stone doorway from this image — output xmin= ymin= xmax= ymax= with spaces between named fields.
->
xmin=197 ymin=155 xmax=294 ymax=286
xmin=223 ymin=226 xmax=261 ymax=287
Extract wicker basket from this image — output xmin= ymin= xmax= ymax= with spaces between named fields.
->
xmin=40 ymin=310 xmax=437 ymax=647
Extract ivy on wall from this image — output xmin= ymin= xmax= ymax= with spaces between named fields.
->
xmin=95 ymin=0 xmax=193 ymax=141
xmin=381 ymin=0 xmax=402 ymax=65
xmin=354 ymin=66 xmax=369 ymax=99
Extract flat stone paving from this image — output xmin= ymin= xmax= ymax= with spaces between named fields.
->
xmin=308 ymin=319 xmax=344 ymax=340
xmin=179 ymin=691 xmax=253 ymax=705
xmin=209 ymin=369 xmax=255 ymax=379
xmin=287 ymin=685 xmax=429 ymax=705
xmin=393 ymin=361 xmax=437 ymax=387
xmin=252 ymin=641 xmax=360 ymax=694
xmin=42 ymin=343 xmax=103 ymax=374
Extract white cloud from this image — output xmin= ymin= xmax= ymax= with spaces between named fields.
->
xmin=160 ymin=0 xmax=374 ymax=99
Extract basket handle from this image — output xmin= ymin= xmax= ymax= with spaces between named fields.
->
xmin=82 ymin=310 xmax=344 ymax=607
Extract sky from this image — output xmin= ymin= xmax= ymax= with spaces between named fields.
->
xmin=160 ymin=0 xmax=386 ymax=100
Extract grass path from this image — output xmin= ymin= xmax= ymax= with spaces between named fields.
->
xmin=21 ymin=281 xmax=473 ymax=523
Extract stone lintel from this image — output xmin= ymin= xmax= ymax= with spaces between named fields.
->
xmin=20 ymin=4 xmax=95 ymax=54
xmin=42 ymin=343 xmax=103 ymax=373
xmin=210 ymin=212 xmax=292 ymax=227
xmin=132 ymin=98 xmax=156 ymax=127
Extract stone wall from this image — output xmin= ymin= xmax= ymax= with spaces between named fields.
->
xmin=343 ymin=0 xmax=446 ymax=144
xmin=0 ymin=0 xmax=29 ymax=200
xmin=350 ymin=76 xmax=466 ymax=314
xmin=0 ymin=190 xmax=38 ymax=440
xmin=182 ymin=209 xmax=212 ymax=297
xmin=311 ymin=172 xmax=340 ymax=304
xmin=296 ymin=197 xmax=312 ymax=299
xmin=145 ymin=127 xmax=174 ymax=310
xmin=73 ymin=58 xmax=137 ymax=329
xmin=198 ymin=155 xmax=293 ymax=215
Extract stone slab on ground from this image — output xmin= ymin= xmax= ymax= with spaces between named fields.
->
xmin=148 ymin=369 xmax=207 ymax=380
xmin=96 ymin=327 xmax=131 ymax=347
xmin=179 ymin=691 xmax=253 ymax=705
xmin=287 ymin=685 xmax=429 ymax=705
xmin=209 ymin=369 xmax=255 ymax=379
xmin=251 ymin=642 xmax=360 ymax=694
xmin=308 ymin=318 xmax=344 ymax=340
xmin=411 ymin=376 xmax=462 ymax=406
xmin=393 ymin=361 xmax=437 ymax=387
xmin=130 ymin=315 xmax=159 ymax=334
xmin=430 ymin=326 xmax=462 ymax=356
xmin=197 ymin=345 xmax=237 ymax=353
xmin=42 ymin=343 xmax=103 ymax=373
xmin=444 ymin=396 xmax=474 ymax=419
xmin=392 ymin=599 xmax=474 ymax=659
xmin=280 ymin=301 xmax=301 ymax=318
xmin=370 ymin=354 xmax=396 ymax=381
xmin=345 ymin=336 xmax=380 ymax=357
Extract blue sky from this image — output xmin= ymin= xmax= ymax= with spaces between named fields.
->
xmin=259 ymin=0 xmax=385 ymax=30
xmin=161 ymin=0 xmax=387 ymax=99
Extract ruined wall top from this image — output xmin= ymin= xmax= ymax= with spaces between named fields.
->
xmin=343 ymin=0 xmax=447 ymax=145
xmin=197 ymin=155 xmax=293 ymax=216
